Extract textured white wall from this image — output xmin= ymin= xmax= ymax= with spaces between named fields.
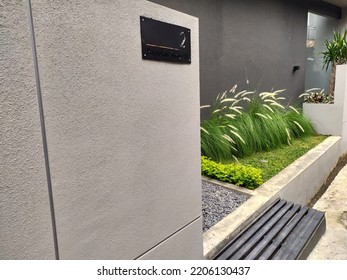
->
xmin=30 ymin=0 xmax=201 ymax=259
xmin=0 ymin=0 xmax=55 ymax=259
xmin=336 ymin=65 xmax=347 ymax=155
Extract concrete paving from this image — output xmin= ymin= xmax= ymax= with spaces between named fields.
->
xmin=308 ymin=164 xmax=347 ymax=260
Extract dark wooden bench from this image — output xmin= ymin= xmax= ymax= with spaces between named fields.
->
xmin=214 ymin=198 xmax=326 ymax=260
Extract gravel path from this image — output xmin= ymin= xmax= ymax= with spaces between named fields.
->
xmin=202 ymin=180 xmax=249 ymax=232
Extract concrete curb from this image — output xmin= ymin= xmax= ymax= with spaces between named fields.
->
xmin=201 ymin=176 xmax=253 ymax=196
xmin=203 ymin=136 xmax=342 ymax=259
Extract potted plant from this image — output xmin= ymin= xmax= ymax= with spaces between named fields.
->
xmin=321 ymin=30 xmax=347 ymax=96
xmin=301 ymin=89 xmax=333 ymax=104
xmin=301 ymin=89 xmax=339 ymax=135
xmin=302 ymin=30 xmax=347 ymax=136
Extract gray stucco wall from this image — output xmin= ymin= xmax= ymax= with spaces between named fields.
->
xmin=29 ymin=0 xmax=202 ymax=259
xmin=150 ymin=0 xmax=309 ymax=118
xmin=1 ymin=0 xmax=201 ymax=260
xmin=0 ymin=0 xmax=55 ymax=259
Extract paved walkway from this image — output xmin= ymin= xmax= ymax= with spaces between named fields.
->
xmin=307 ymin=164 xmax=347 ymax=260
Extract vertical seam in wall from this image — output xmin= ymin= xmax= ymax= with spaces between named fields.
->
xmin=27 ymin=0 xmax=60 ymax=260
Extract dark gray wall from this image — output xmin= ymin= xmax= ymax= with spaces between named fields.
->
xmin=308 ymin=0 xmax=341 ymax=18
xmin=150 ymin=0 xmax=309 ymax=118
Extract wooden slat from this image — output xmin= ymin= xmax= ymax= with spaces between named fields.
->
xmin=215 ymin=199 xmax=325 ymax=260
xmin=296 ymin=215 xmax=326 ymax=260
xmin=244 ymin=204 xmax=301 ymax=260
xmin=216 ymin=199 xmax=286 ymax=260
xmin=272 ymin=210 xmax=325 ymax=260
xmin=257 ymin=206 xmax=309 ymax=260
xmin=230 ymin=201 xmax=294 ymax=260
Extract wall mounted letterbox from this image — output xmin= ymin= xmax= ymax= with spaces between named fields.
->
xmin=140 ymin=16 xmax=191 ymax=64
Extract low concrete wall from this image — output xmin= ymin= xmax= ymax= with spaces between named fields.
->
xmin=262 ymin=136 xmax=341 ymax=205
xmin=203 ymin=136 xmax=341 ymax=259
xmin=303 ymin=103 xmax=342 ymax=136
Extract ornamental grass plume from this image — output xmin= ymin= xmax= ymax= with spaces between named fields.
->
xmin=200 ymin=85 xmax=315 ymax=163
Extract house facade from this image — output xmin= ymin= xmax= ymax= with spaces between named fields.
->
xmin=1 ymin=0 xmax=347 ymax=260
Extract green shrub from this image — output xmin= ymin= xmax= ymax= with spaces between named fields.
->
xmin=201 ymin=156 xmax=264 ymax=189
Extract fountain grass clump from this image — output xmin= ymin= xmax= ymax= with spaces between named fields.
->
xmin=201 ymin=87 xmax=314 ymax=163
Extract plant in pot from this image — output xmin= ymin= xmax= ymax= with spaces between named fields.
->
xmin=301 ymin=88 xmax=339 ymax=135
xmin=300 ymin=88 xmax=334 ymax=104
xmin=321 ymin=30 xmax=347 ymax=96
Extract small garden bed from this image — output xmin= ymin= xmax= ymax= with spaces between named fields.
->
xmin=202 ymin=135 xmax=328 ymax=189
xmin=200 ymin=86 xmax=321 ymax=189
